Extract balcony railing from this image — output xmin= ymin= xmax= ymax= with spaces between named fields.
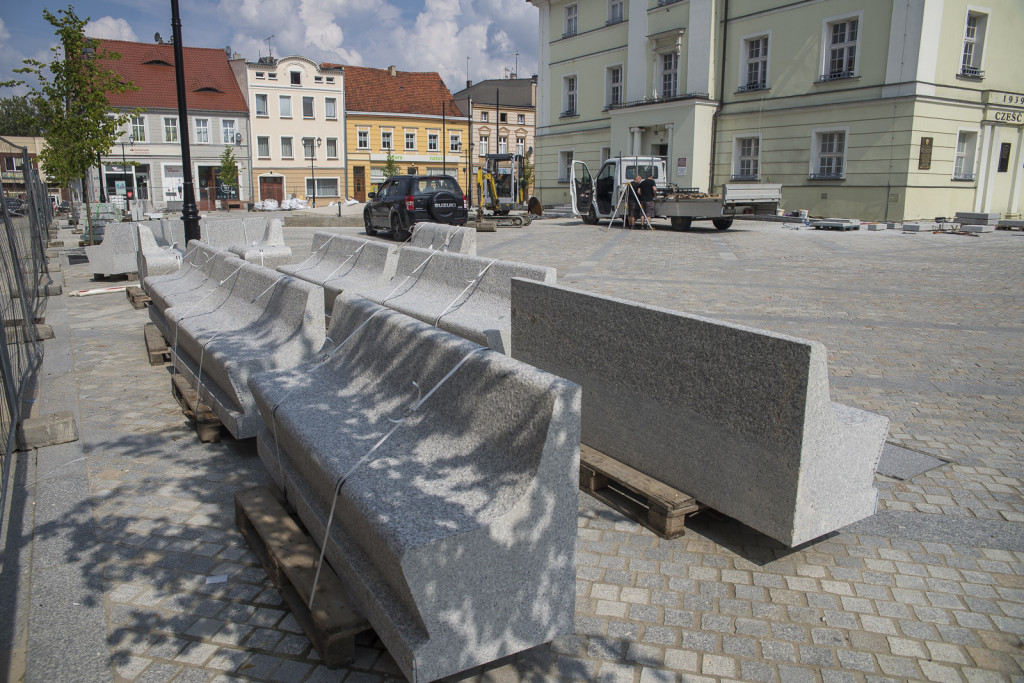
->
xmin=809 ymin=172 xmax=844 ymax=180
xmin=730 ymin=174 xmax=759 ymax=182
xmin=738 ymin=81 xmax=768 ymax=92
xmin=657 ymin=0 xmax=682 ymax=6
xmin=559 ymin=109 xmax=579 ymax=119
xmin=604 ymin=91 xmax=710 ymax=112
xmin=606 ymin=17 xmax=624 ymax=26
xmin=818 ymin=70 xmax=856 ymax=82
xmin=958 ymin=66 xmax=984 ymax=79
xmin=952 ymin=173 xmax=976 ymax=181
xmin=562 ymin=28 xmax=577 ymax=39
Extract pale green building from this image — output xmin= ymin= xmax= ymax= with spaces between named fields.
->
xmin=528 ymin=0 xmax=1024 ymax=221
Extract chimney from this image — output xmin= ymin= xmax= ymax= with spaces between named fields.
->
xmin=466 ymin=79 xmax=473 ymax=88
xmin=388 ymin=65 xmax=397 ymax=76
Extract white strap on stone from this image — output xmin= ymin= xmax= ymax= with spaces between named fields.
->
xmin=308 ymin=345 xmax=487 ymax=610
xmin=170 ymin=264 xmax=245 ymax=378
xmin=380 ymin=247 xmax=440 ymax=304
xmin=433 ymin=259 xmax=496 ymax=326
xmin=319 ymin=242 xmax=367 ymax=286
xmin=290 ymin=234 xmax=338 ymax=274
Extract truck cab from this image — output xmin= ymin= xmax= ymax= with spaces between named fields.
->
xmin=571 ymin=156 xmax=666 ymax=224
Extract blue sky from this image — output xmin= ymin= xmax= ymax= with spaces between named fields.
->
xmin=1 ymin=0 xmax=539 ymax=94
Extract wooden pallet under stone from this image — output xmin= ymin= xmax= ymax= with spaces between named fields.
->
xmin=235 ymin=486 xmax=371 ymax=668
xmin=144 ymin=322 xmax=170 ymax=366
xmin=171 ymin=373 xmax=222 ymax=443
xmin=126 ymin=285 xmax=150 ymax=309
xmin=579 ymin=445 xmax=703 ymax=539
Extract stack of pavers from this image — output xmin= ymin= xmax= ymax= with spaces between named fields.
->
xmin=955 ymin=211 xmax=1000 ymax=233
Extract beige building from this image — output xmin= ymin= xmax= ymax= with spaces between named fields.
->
xmin=231 ymin=56 xmax=346 ymax=206
xmin=529 ymin=0 xmax=1024 ymax=221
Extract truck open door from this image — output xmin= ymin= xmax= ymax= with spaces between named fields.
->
xmin=570 ymin=160 xmax=593 ymax=217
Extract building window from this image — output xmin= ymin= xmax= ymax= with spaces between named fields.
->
xmin=564 ymin=4 xmax=578 ymax=38
xmin=997 ymin=143 xmax=1011 ymax=173
xmin=743 ymin=36 xmax=768 ymax=90
xmin=255 ymin=71 xmax=264 ymax=79
xmin=516 ymin=137 xmax=525 ymax=156
xmin=314 ymin=76 xmax=323 ymax=83
xmin=428 ymin=132 xmax=439 ymax=151
xmin=164 ymin=117 xmax=178 ymax=142
xmin=381 ymin=130 xmax=393 ymax=150
xmin=221 ymin=119 xmax=236 ymax=144
xmin=499 ymin=136 xmax=508 ymax=154
xmin=194 ymin=118 xmax=209 ymax=144
xmin=812 ymin=130 xmax=846 ymax=178
xmin=479 ymin=135 xmax=489 ymax=156
xmin=326 ymin=76 xmax=335 ymax=84
xmin=302 ymin=137 xmax=316 ymax=160
xmin=255 ymin=93 xmax=268 ymax=117
xmin=325 ymin=97 xmax=337 ymax=119
xmin=279 ymin=95 xmax=292 ymax=118
xmin=953 ymin=130 xmax=977 ymax=180
xmin=823 ymin=17 xmax=858 ymax=80
xmin=661 ymin=53 xmax=678 ymax=98
xmin=302 ymin=96 xmax=314 ymax=119
xmin=306 ymin=178 xmax=338 ymax=197
xmin=607 ymin=65 xmax=622 ymax=107
xmin=562 ymin=75 xmax=577 ymax=116
xmin=405 ymin=131 xmax=416 ymax=151
xmin=357 ymin=129 xmax=369 ymax=149
xmin=257 ymin=136 xmax=270 ymax=158
xmin=480 ymin=111 xmax=489 ymax=122
xmin=608 ymin=0 xmax=624 ymax=24
xmin=734 ymin=137 xmax=760 ymax=179
xmin=267 ymin=72 xmax=277 ymax=80
xmin=960 ymin=12 xmax=987 ymax=78
xmin=449 ymin=132 xmax=461 ymax=153
xmin=131 ymin=116 xmax=146 ymax=142
xmin=281 ymin=136 xmax=293 ymax=158
xmin=290 ymin=71 xmax=301 ymax=85
xmin=517 ymin=113 xmax=525 ymax=125
xmin=558 ymin=150 xmax=574 ymax=182
xmin=499 ymin=113 xmax=508 ymax=124
xmin=601 ymin=146 xmax=611 ymax=163
xmin=326 ymin=137 xmax=338 ymax=159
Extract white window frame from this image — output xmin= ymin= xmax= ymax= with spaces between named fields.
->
xmin=281 ymin=136 xmax=293 ymax=159
xmin=302 ymin=96 xmax=314 ymax=119
xmin=194 ymin=118 xmax=209 ymax=144
xmin=428 ymin=131 xmax=440 ymax=152
xmin=562 ymin=74 xmax=578 ymax=116
xmin=953 ymin=128 xmax=979 ymax=180
xmin=810 ymin=127 xmax=848 ymax=179
xmin=564 ymin=4 xmax=578 ymax=38
xmin=326 ymin=137 xmax=338 ymax=159
xmin=357 ymin=128 xmax=370 ymax=150
xmin=163 ymin=116 xmax=178 ymax=143
xmin=255 ymin=93 xmax=268 ymax=117
xmin=449 ymin=131 xmax=461 ymax=153
xmin=381 ymin=129 xmax=393 ymax=151
xmin=820 ymin=12 xmax=862 ymax=81
xmin=131 ymin=115 xmax=147 ymax=142
xmin=279 ymin=95 xmax=292 ymax=118
xmin=960 ymin=9 xmax=988 ymax=78
xmin=660 ymin=51 xmax=679 ymax=99
xmin=517 ymin=113 xmax=525 ymax=125
xmin=257 ymin=135 xmax=270 ymax=158
xmin=479 ymin=135 xmax=489 ymax=157
xmin=302 ymin=137 xmax=317 ymax=160
xmin=516 ymin=137 xmax=526 ymax=156
xmin=606 ymin=64 xmax=624 ymax=108
xmin=558 ymin=149 xmax=574 ymax=183
xmin=325 ymin=97 xmax=337 ymax=119
xmin=306 ymin=177 xmax=338 ymax=197
xmin=221 ymin=119 xmax=236 ymax=144
xmin=480 ymin=111 xmax=489 ymax=122
xmin=732 ymin=134 xmax=762 ymax=180
xmin=739 ymin=32 xmax=770 ymax=91
xmin=608 ymin=0 xmax=624 ymax=25
xmin=498 ymin=136 xmax=508 ymax=154
xmin=601 ymin=146 xmax=611 ymax=163
xmin=405 ymin=129 xmax=417 ymax=151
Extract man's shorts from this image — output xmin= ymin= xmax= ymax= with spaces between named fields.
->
xmin=642 ymin=201 xmax=655 ymax=218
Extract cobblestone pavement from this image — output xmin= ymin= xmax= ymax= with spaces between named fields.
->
xmin=30 ymin=218 xmax=1024 ymax=682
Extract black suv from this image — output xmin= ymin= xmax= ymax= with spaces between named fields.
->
xmin=364 ymin=174 xmax=467 ymax=241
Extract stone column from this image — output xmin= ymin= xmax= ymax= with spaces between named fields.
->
xmin=631 ymin=127 xmax=644 ymax=156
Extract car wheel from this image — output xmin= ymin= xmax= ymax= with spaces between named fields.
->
xmin=391 ymin=212 xmax=411 ymax=242
xmin=713 ymin=218 xmax=734 ymax=230
xmin=670 ymin=216 xmax=692 ymax=231
xmin=364 ymin=209 xmax=377 ymax=235
xmin=427 ymin=191 xmax=460 ymax=224
xmin=582 ymin=205 xmax=599 ymax=225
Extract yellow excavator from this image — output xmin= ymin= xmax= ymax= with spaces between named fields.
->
xmin=475 ymin=153 xmax=537 ymax=227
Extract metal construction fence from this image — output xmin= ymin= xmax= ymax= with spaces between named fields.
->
xmin=0 ymin=135 xmax=54 ymax=528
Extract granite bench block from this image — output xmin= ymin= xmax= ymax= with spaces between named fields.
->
xmin=248 ymin=294 xmax=580 ymax=682
xmin=410 ymin=222 xmax=477 ymax=255
xmin=277 ymin=232 xmax=399 ymax=317
xmin=137 ymin=219 xmax=187 ymax=287
xmin=959 ymin=224 xmax=993 ymax=233
xmin=357 ymin=246 xmax=556 ymax=354
xmin=145 ymin=242 xmax=239 ymax=339
xmin=996 ymin=219 xmax=1024 ymax=228
xmin=954 ymin=211 xmax=999 ymax=225
xmin=167 ymin=258 xmax=325 ymax=439
xmin=227 ymin=217 xmax=293 ymax=269
xmin=84 ymin=221 xmax=143 ymax=276
xmin=902 ymin=222 xmax=937 ymax=231
xmin=509 ymin=279 xmax=889 ymax=548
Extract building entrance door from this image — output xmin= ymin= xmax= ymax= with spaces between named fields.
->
xmin=197 ymin=166 xmax=218 ymax=211
xmin=259 ymin=176 xmax=284 ymax=203
xmin=353 ymin=167 xmax=365 ymax=202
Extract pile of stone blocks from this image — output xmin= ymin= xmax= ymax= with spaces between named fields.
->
xmin=358 ymin=246 xmax=556 ymax=354
xmin=277 ymin=232 xmax=399 ymax=317
xmin=954 ymin=211 xmax=1000 ymax=226
xmin=510 ymin=279 xmax=890 ymax=548
xmin=409 ymin=222 xmax=477 ymax=255
xmin=248 ymin=293 xmax=580 ymax=682
xmin=996 ymin=219 xmax=1024 ymax=230
xmin=149 ymin=242 xmax=325 ymax=438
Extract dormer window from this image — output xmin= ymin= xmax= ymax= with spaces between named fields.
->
xmin=290 ymin=71 xmax=301 ymax=85
xmin=268 ymin=72 xmax=277 ymax=80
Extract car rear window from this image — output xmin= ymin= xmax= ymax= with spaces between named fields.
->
xmin=624 ymin=164 xmax=659 ymax=180
xmin=414 ymin=177 xmax=460 ymax=194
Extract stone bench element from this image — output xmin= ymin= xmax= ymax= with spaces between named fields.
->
xmin=277 ymin=232 xmax=399 ymax=317
xmin=510 ymin=279 xmax=890 ymax=548
xmin=248 ymin=294 xmax=580 ymax=682
xmin=137 ymin=219 xmax=187 ymax=286
xmin=358 ymin=246 xmax=556 ymax=354
xmin=202 ymin=216 xmax=293 ymax=269
xmin=152 ymin=244 xmax=325 ymax=439
xmin=959 ymin=224 xmax=993 ymax=233
xmin=84 ymin=221 xmax=144 ymax=277
xmin=145 ymin=242 xmax=237 ymax=339
xmin=409 ymin=222 xmax=477 ymax=255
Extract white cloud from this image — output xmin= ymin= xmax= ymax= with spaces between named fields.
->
xmin=84 ymin=17 xmax=139 ymax=42
xmin=0 ymin=18 xmax=11 ymax=46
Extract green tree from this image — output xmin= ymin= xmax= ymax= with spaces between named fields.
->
xmin=520 ymin=149 xmax=535 ymax=196
xmin=217 ymin=145 xmax=239 ymax=201
xmin=8 ymin=6 xmax=137 ymax=242
xmin=0 ymin=96 xmax=44 ymax=136
xmin=382 ymin=148 xmax=400 ymax=178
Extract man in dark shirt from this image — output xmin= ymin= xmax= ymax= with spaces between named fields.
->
xmin=626 ymin=175 xmax=642 ymax=228
xmin=638 ymin=174 xmax=657 ymax=229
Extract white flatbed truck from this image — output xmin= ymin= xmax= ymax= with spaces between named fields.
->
xmin=570 ymin=157 xmax=782 ymax=230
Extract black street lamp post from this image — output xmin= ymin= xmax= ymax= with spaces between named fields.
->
xmin=120 ymin=134 xmax=134 ymax=203
xmin=97 ymin=150 xmax=106 ymax=202
xmin=309 ymin=136 xmax=321 ymax=207
xmin=171 ymin=0 xmax=201 ymax=242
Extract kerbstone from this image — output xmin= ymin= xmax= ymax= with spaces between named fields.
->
xmin=247 ymin=295 xmax=581 ymax=682
xmin=902 ymin=222 xmax=937 ymax=231
xmin=410 ymin=222 xmax=477 ymax=255
xmin=510 ymin=279 xmax=889 ymax=547
xmin=15 ymin=411 xmax=79 ymax=450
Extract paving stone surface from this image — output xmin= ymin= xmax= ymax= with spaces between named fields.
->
xmin=31 ymin=217 xmax=1024 ymax=681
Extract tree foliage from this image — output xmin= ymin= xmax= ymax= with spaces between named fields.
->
xmin=521 ymin=149 xmax=535 ymax=195
xmin=382 ymin=149 xmax=400 ymax=178
xmin=217 ymin=146 xmax=239 ymax=190
xmin=0 ymin=96 xmax=44 ymax=136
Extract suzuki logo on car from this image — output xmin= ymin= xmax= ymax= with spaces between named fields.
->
xmin=436 ymin=202 xmax=455 ymax=208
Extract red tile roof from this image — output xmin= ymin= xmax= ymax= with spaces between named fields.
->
xmin=330 ymin=65 xmax=464 ymax=117
xmin=93 ymin=39 xmax=248 ymax=113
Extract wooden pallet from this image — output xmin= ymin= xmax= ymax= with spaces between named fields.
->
xmin=126 ymin=285 xmax=151 ymax=309
xmin=235 ymin=486 xmax=371 ymax=667
xmin=144 ymin=322 xmax=170 ymax=366
xmin=171 ymin=373 xmax=222 ymax=443
xmin=579 ymin=445 xmax=703 ymax=539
